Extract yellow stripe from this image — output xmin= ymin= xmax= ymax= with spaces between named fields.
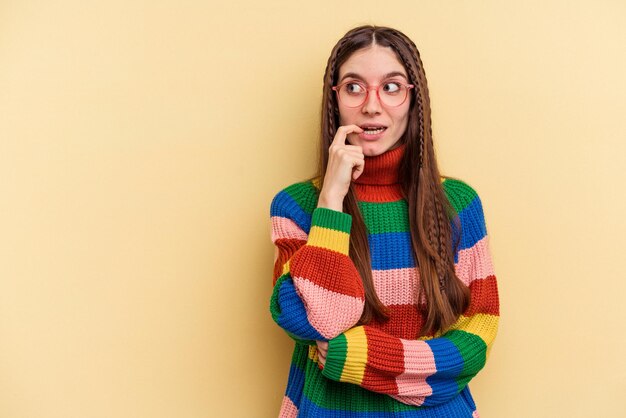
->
xmin=446 ymin=313 xmax=499 ymax=345
xmin=281 ymin=259 xmax=291 ymax=276
xmin=425 ymin=313 xmax=499 ymax=346
xmin=340 ymin=327 xmax=368 ymax=384
xmin=308 ymin=345 xmax=318 ymax=362
xmin=307 ymin=226 xmax=350 ymax=255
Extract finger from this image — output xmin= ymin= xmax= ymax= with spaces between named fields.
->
xmin=318 ymin=355 xmax=326 ymax=367
xmin=344 ymin=144 xmax=364 ymax=153
xmin=352 ymin=159 xmax=365 ymax=180
xmin=345 ymin=150 xmax=365 ymax=160
xmin=332 ymin=125 xmax=364 ymax=147
xmin=327 ymin=152 xmax=363 ymax=174
xmin=336 ymin=151 xmax=365 ymax=164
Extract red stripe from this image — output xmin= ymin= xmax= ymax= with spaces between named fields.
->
xmin=273 ymin=238 xmax=306 ymax=285
xmin=361 ymin=327 xmax=404 ymax=394
xmin=369 ymin=304 xmax=424 ymax=340
xmin=354 ymin=184 xmax=404 ymax=203
xmin=465 ymin=275 xmax=500 ymax=316
xmin=289 ymin=246 xmax=365 ymax=298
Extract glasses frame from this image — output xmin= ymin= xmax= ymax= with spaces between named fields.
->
xmin=331 ymin=80 xmax=415 ymax=108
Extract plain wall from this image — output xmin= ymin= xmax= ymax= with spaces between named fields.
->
xmin=1 ymin=1 xmax=625 ymax=417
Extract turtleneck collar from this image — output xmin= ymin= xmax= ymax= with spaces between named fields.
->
xmin=354 ymin=142 xmax=406 ymax=186
xmin=352 ymin=142 xmax=406 ymax=203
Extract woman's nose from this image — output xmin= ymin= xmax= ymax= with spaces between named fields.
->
xmin=361 ymin=88 xmax=383 ymax=114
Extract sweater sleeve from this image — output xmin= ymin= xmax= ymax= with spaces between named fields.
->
xmin=269 ymin=182 xmax=365 ymax=344
xmin=321 ymin=190 xmax=499 ymax=406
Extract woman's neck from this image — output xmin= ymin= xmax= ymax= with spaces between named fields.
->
xmin=353 ymin=143 xmax=406 ymax=202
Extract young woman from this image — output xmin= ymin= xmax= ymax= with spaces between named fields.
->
xmin=269 ymin=25 xmax=499 ymax=417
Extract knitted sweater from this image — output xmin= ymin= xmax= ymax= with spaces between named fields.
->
xmin=269 ymin=143 xmax=499 ymax=417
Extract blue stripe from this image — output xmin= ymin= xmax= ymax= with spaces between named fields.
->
xmin=275 ymin=278 xmax=325 ymax=341
xmin=369 ymin=232 xmax=415 ymax=270
xmin=369 ymin=196 xmax=487 ymax=269
xmin=422 ymin=337 xmax=465 ymax=406
xmin=284 ymin=361 xmax=306 ymax=409
xmin=270 ymin=190 xmax=312 ymax=234
xmin=458 ymin=195 xmax=486 ymax=251
xmin=451 ymin=195 xmax=487 ymax=264
xmin=298 ymin=386 xmax=476 ymax=416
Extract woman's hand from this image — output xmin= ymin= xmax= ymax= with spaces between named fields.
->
xmin=317 ymin=125 xmax=364 ymax=212
xmin=316 ymin=340 xmax=328 ymax=367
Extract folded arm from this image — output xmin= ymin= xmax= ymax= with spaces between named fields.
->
xmin=321 ymin=190 xmax=500 ymax=406
xmin=269 ymin=183 xmax=365 ymax=344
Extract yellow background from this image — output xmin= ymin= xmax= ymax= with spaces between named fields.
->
xmin=1 ymin=1 xmax=624 ymax=417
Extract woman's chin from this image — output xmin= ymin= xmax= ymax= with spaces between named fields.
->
xmin=360 ymin=142 xmax=394 ymax=157
xmin=362 ymin=147 xmax=383 ymax=157
xmin=347 ymin=135 xmax=400 ymax=157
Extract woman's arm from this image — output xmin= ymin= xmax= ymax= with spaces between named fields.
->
xmin=320 ymin=191 xmax=500 ymax=406
xmin=269 ymin=182 xmax=365 ymax=344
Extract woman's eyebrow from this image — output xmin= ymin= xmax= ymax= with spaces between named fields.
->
xmin=339 ymin=71 xmax=408 ymax=82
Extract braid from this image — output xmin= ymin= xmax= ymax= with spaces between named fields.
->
xmin=411 ymin=55 xmax=430 ymax=170
xmin=325 ymin=37 xmax=351 ymax=139
xmin=395 ymin=46 xmax=425 ymax=169
xmin=394 ymin=39 xmax=450 ymax=294
xmin=326 ymin=88 xmax=336 ymax=138
xmin=433 ymin=195 xmax=449 ymax=291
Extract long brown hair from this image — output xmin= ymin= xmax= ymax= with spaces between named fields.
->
xmin=314 ymin=25 xmax=470 ymax=336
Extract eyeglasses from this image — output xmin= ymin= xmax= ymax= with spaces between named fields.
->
xmin=332 ymin=80 xmax=415 ymax=108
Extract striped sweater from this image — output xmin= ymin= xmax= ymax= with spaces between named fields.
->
xmin=269 ymin=143 xmax=499 ymax=417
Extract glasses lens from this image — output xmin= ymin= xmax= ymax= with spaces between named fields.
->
xmin=379 ymin=82 xmax=407 ymax=107
xmin=339 ymin=83 xmax=366 ymax=107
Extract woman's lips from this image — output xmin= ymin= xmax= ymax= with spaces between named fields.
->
xmin=358 ymin=127 xmax=387 ymax=140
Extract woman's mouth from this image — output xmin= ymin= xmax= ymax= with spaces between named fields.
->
xmin=363 ymin=127 xmax=386 ymax=134
xmin=359 ymin=125 xmax=387 ymax=140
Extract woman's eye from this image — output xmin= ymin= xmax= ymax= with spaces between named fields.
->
xmin=383 ymin=82 xmax=401 ymax=93
xmin=346 ymin=83 xmax=365 ymax=94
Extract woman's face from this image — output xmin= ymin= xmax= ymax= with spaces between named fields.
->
xmin=337 ymin=45 xmax=411 ymax=157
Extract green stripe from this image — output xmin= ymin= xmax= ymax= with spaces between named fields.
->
xmin=303 ymin=356 xmax=422 ymax=412
xmin=442 ymin=178 xmax=478 ymax=214
xmin=443 ymin=329 xmax=487 ymax=391
xmin=270 ymin=274 xmax=315 ymax=345
xmin=291 ymin=343 xmax=311 ymax=373
xmin=269 ymin=274 xmax=289 ymax=324
xmin=357 ymin=180 xmax=479 ymax=234
xmin=311 ymin=207 xmax=352 ymax=234
xmin=358 ymin=200 xmax=410 ymax=234
xmin=321 ymin=334 xmax=348 ymax=382
xmin=284 ymin=181 xmax=320 ymax=214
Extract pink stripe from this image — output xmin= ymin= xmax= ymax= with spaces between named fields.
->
xmin=271 ymin=216 xmax=308 ymax=242
xmin=278 ymin=395 xmax=298 ymax=418
xmin=473 ymin=410 xmax=480 ymax=418
xmin=373 ymin=268 xmax=424 ymax=305
xmin=455 ymin=236 xmax=495 ymax=286
xmin=293 ymin=276 xmax=364 ymax=339
xmin=374 ymin=238 xmax=494 ymax=305
xmin=393 ymin=339 xmax=436 ymax=404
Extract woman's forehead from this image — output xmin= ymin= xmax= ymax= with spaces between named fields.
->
xmin=338 ymin=45 xmax=407 ymax=80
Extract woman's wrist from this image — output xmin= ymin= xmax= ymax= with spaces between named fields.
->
xmin=317 ymin=191 xmax=344 ymax=212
